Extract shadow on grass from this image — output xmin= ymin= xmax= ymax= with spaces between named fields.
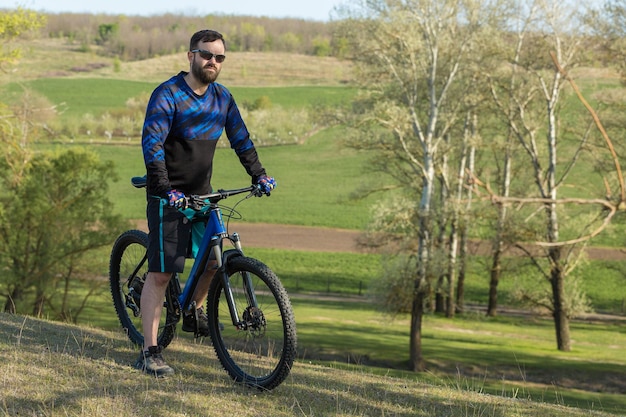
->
xmin=290 ymin=297 xmax=626 ymax=415
xmin=0 ymin=311 xmax=624 ymax=416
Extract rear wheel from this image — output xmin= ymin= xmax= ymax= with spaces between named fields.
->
xmin=207 ymin=256 xmax=297 ymax=390
xmin=109 ymin=230 xmax=178 ymax=348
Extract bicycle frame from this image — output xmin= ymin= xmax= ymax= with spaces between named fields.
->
xmin=173 ymin=189 xmax=259 ymax=330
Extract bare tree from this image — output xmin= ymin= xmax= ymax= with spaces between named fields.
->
xmin=450 ymin=112 xmax=477 ymax=314
xmin=484 ymin=2 xmax=538 ymax=317
xmin=479 ymin=0 xmax=624 ymax=351
xmin=336 ymin=0 xmax=505 ymax=370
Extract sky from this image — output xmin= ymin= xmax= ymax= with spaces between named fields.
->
xmin=5 ymin=0 xmax=606 ymax=21
xmin=10 ymin=0 xmax=346 ymax=21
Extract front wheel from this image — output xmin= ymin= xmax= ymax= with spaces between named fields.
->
xmin=207 ymin=256 xmax=297 ymax=390
xmin=109 ymin=229 xmax=178 ymax=348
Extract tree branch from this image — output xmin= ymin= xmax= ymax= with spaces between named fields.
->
xmin=549 ymin=51 xmax=626 ymax=205
xmin=469 ymin=170 xmax=618 ymax=248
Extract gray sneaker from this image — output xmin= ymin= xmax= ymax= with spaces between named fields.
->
xmin=134 ymin=346 xmax=175 ymax=377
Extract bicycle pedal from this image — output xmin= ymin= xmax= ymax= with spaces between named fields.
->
xmin=191 ymin=322 xmax=224 ymax=338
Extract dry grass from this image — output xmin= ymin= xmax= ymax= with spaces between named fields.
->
xmin=111 ymin=51 xmax=354 ymax=87
xmin=0 ymin=313 xmax=619 ymax=417
xmin=3 ymin=38 xmax=354 ymax=87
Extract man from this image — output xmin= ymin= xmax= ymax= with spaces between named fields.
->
xmin=135 ymin=29 xmax=276 ymax=377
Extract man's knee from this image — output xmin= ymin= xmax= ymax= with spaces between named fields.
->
xmin=148 ymin=271 xmax=172 ymax=287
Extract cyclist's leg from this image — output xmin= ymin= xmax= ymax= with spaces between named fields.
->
xmin=144 ymin=197 xmax=190 ymax=346
xmin=141 ymin=271 xmax=171 ymax=348
xmin=136 ymin=199 xmax=189 ymax=376
xmin=182 ymin=261 xmax=217 ymax=334
xmin=188 ymin=220 xmax=217 ymax=308
xmin=191 ymin=261 xmax=217 ymax=307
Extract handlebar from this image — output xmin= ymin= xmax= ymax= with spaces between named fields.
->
xmin=188 ymin=185 xmax=260 ymax=208
xmin=130 ymin=175 xmax=263 ymax=210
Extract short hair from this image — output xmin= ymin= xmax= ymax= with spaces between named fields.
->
xmin=189 ymin=30 xmax=226 ymax=50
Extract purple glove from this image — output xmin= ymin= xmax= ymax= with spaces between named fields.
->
xmin=167 ymin=189 xmax=186 ymax=208
xmin=256 ymin=176 xmax=276 ymax=195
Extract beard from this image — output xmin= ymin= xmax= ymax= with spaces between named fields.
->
xmin=191 ymin=56 xmax=220 ymax=84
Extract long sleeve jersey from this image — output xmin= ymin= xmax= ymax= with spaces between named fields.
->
xmin=141 ymin=72 xmax=266 ymax=197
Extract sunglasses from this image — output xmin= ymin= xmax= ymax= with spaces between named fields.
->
xmin=190 ymin=49 xmax=226 ymax=63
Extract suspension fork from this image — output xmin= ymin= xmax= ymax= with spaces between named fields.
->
xmin=231 ymin=232 xmax=259 ymax=308
xmin=215 ymin=232 xmax=259 ymax=328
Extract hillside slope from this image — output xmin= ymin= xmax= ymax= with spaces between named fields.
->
xmin=3 ymin=38 xmax=354 ymax=87
xmin=0 ymin=312 xmax=620 ymax=417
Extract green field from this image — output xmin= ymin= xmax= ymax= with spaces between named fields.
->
xmin=2 ymin=78 xmax=356 ymax=121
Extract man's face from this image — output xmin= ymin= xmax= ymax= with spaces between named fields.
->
xmin=189 ymin=40 xmax=225 ymax=84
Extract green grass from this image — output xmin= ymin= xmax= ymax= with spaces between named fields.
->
xmin=25 ymin=253 xmax=626 ymax=415
xmin=33 ymin=276 xmax=626 ymax=414
xmin=1 ymin=78 xmax=356 ymax=122
xmin=230 ymin=85 xmax=357 ymax=108
xmin=580 ymin=261 xmax=626 ymax=313
xmin=2 ymin=79 xmax=157 ymax=121
xmin=293 ymin=300 xmax=626 ymax=413
xmin=48 ymin=242 xmax=626 ymax=415
xmin=209 ymin=126 xmax=380 ymax=229
xmin=49 ymin=125 xmax=378 ymax=229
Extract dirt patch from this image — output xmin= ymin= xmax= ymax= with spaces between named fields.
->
xmin=224 ymin=222 xmax=626 ymax=261
xmin=228 ymin=222 xmax=367 ymax=253
xmin=134 ymin=220 xmax=626 ymax=261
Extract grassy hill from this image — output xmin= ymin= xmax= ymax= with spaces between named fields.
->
xmin=1 ymin=38 xmax=354 ymax=87
xmin=0 ymin=312 xmax=619 ymax=417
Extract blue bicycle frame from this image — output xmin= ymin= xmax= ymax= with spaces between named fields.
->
xmin=175 ymin=186 xmax=258 ymax=329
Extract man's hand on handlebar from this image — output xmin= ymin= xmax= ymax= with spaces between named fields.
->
xmin=167 ymin=189 xmax=187 ymax=209
xmin=166 ymin=184 xmax=269 ymax=211
xmin=256 ymin=175 xmax=276 ymax=196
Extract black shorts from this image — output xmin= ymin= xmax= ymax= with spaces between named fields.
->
xmin=146 ymin=197 xmax=192 ymax=273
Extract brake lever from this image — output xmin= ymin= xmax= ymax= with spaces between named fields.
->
xmin=186 ymin=195 xmax=204 ymax=211
xmin=252 ymin=185 xmax=268 ymax=198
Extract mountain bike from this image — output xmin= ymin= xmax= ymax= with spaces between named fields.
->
xmin=109 ymin=176 xmax=297 ymax=390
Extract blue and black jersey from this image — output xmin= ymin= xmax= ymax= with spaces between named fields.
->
xmin=142 ymin=71 xmax=265 ymax=197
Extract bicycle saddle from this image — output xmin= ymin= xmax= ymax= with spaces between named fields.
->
xmin=131 ymin=175 xmax=147 ymax=188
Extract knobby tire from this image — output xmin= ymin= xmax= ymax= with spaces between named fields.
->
xmin=207 ymin=256 xmax=297 ymax=390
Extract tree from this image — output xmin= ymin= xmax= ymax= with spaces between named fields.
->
xmin=0 ymin=148 xmax=126 ymax=318
xmin=0 ymin=9 xmax=127 ymax=320
xmin=479 ymin=0 xmax=624 ymax=351
xmin=336 ymin=0 xmax=505 ymax=371
xmin=591 ymin=0 xmax=626 ymax=83
xmin=97 ymin=23 xmax=119 ymax=45
xmin=0 ymin=8 xmax=46 ymax=71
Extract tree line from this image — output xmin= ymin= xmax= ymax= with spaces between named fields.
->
xmin=44 ymin=12 xmax=339 ymax=60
